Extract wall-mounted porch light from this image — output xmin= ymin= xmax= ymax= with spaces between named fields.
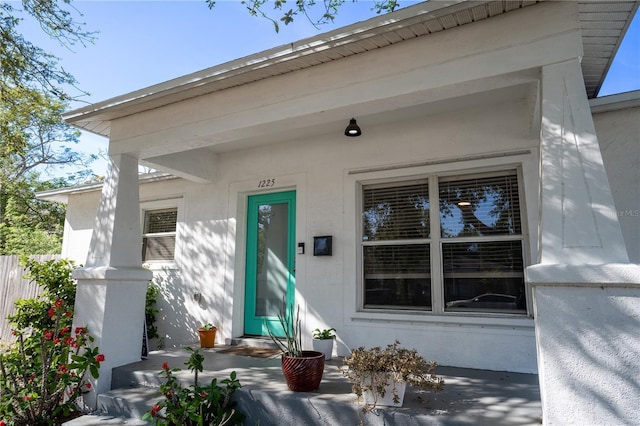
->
xmin=344 ymin=118 xmax=362 ymax=137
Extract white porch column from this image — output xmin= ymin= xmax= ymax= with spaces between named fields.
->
xmin=528 ymin=59 xmax=640 ymax=425
xmin=72 ymin=154 xmax=153 ymax=407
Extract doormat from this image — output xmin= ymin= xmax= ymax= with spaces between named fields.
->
xmin=217 ymin=346 xmax=281 ymax=358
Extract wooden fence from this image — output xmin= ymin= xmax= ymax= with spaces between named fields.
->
xmin=0 ymin=254 xmax=60 ymax=342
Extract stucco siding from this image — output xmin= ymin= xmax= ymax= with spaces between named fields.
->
xmin=51 ymin=0 xmax=640 ymax=418
xmin=63 ymin=191 xmax=101 ymax=265
xmin=62 ymin=95 xmax=540 ymax=372
xmin=594 ymin=105 xmax=640 ymax=264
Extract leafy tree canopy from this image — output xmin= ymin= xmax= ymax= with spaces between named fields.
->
xmin=1 ymin=173 xmax=68 ymax=254
xmin=206 ymin=0 xmax=400 ymax=32
xmin=1 ymin=1 xmax=96 ymax=254
xmin=0 ymin=0 xmax=94 ymax=101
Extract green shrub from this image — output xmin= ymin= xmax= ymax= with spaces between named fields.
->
xmin=145 ymin=282 xmax=160 ymax=341
xmin=143 ymin=347 xmax=244 ymax=425
xmin=0 ymin=257 xmax=105 ymax=425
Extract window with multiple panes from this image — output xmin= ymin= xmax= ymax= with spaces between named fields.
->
xmin=142 ymin=208 xmax=178 ymax=262
xmin=361 ymin=170 xmax=526 ymax=314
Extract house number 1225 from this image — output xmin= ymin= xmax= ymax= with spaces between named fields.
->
xmin=258 ymin=179 xmax=275 ymax=188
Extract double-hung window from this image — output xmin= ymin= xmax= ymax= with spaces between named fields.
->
xmin=362 ymin=180 xmax=432 ymax=310
xmin=142 ymin=208 xmax=178 ymax=262
xmin=361 ymin=169 xmax=527 ymax=315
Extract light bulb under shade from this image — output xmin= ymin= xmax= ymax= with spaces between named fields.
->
xmin=344 ymin=118 xmax=362 ymax=137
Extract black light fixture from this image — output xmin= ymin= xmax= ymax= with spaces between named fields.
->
xmin=344 ymin=118 xmax=362 ymax=137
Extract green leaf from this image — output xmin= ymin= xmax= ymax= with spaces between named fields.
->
xmin=90 ymin=364 xmax=99 ymax=379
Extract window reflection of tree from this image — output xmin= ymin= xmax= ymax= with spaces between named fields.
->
xmin=439 ymin=175 xmax=520 ymax=238
xmin=362 ymin=183 xmax=431 ymax=309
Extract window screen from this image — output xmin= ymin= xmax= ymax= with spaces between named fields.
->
xmin=439 ymin=172 xmax=526 ymax=313
xmin=360 ymin=170 xmax=527 ymax=315
xmin=362 ymin=181 xmax=431 ymax=310
xmin=142 ymin=208 xmax=177 ymax=261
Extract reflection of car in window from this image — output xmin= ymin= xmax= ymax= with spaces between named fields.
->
xmin=446 ymin=293 xmax=517 ymax=310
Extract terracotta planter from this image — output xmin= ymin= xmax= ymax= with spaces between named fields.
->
xmin=281 ymin=350 xmax=325 ymax=392
xmin=198 ymin=327 xmax=217 ymax=348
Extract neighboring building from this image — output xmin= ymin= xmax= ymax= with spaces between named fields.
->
xmin=38 ymin=1 xmax=640 ymax=424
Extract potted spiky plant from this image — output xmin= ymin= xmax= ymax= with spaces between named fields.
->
xmin=266 ymin=302 xmax=325 ymax=392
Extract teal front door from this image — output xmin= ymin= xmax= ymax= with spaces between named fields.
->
xmin=244 ymin=191 xmax=296 ymax=337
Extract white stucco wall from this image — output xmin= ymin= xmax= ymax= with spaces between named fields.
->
xmin=530 ymin=268 xmax=640 ymax=426
xmin=63 ymin=191 xmax=101 ymax=265
xmin=58 ymin=1 xmax=613 ymax=374
xmin=594 ymin=104 xmax=640 ymax=264
xmin=61 ymin=95 xmax=540 ymax=373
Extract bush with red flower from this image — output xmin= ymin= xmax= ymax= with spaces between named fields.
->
xmin=142 ymin=347 xmax=244 ymax=425
xmin=0 ymin=257 xmax=104 ymax=425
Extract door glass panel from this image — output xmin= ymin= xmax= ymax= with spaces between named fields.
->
xmin=254 ymin=203 xmax=289 ymax=317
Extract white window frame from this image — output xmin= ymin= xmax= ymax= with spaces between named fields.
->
xmin=140 ymin=198 xmax=183 ymax=269
xmin=358 ymin=166 xmax=529 ymax=317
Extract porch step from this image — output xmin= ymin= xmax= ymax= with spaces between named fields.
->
xmin=68 ymin=349 xmax=541 ymax=425
xmin=63 ymin=413 xmax=149 ymax=425
xmin=63 ymin=387 xmax=158 ymax=425
xmin=98 ymin=386 xmax=160 ymax=420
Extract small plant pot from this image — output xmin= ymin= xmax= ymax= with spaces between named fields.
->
xmin=312 ymin=338 xmax=334 ymax=360
xmin=362 ymin=373 xmax=407 ymax=407
xmin=198 ymin=327 xmax=217 ymax=348
xmin=281 ymin=351 xmax=325 ymax=392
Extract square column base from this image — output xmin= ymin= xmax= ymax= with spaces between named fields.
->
xmin=72 ymin=267 xmax=152 ymax=408
xmin=529 ymin=263 xmax=640 ymax=425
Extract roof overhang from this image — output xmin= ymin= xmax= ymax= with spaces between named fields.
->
xmin=589 ymin=89 xmax=640 ymax=113
xmin=36 ymin=172 xmax=177 ymax=203
xmin=63 ymin=0 xmax=639 ymax=139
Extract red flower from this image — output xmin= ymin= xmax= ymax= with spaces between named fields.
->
xmin=24 ymin=395 xmax=31 ymax=401
xmin=53 ymin=338 xmax=61 ymax=345
xmin=44 ymin=330 xmax=53 ymax=340
xmin=47 ymin=308 xmax=55 ymax=317
xmin=64 ymin=337 xmax=74 ymax=346
xmin=95 ymin=354 xmax=105 ymax=363
xmin=0 ymin=419 xmax=6 ymax=426
xmin=162 ymin=362 xmax=169 ymax=370
xmin=54 ymin=299 xmax=63 ymax=309
xmin=166 ymin=391 xmax=172 ymax=397
xmin=201 ymin=391 xmax=207 ymax=398
xmin=65 ymin=311 xmax=72 ymax=317
xmin=75 ymin=327 xmax=87 ymax=335
xmin=85 ymin=382 xmax=92 ymax=389
xmin=151 ymin=404 xmax=161 ymax=417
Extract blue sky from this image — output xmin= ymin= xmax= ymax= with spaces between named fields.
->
xmin=19 ymin=1 xmax=640 ymax=178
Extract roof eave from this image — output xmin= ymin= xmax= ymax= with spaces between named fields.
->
xmin=36 ymin=172 xmax=178 ymax=203
xmin=61 ymin=0 xmax=489 ymax=132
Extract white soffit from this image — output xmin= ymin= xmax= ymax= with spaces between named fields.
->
xmin=579 ymin=0 xmax=639 ymax=98
xmin=63 ymin=0 xmax=638 ymax=138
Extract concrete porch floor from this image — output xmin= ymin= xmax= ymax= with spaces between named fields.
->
xmin=75 ymin=345 xmax=543 ymax=425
